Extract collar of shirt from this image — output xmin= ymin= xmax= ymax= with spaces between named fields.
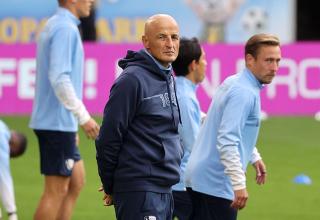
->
xmin=57 ymin=7 xmax=81 ymax=26
xmin=143 ymin=49 xmax=172 ymax=75
xmin=176 ymin=76 xmax=198 ymax=92
xmin=244 ymin=68 xmax=264 ymax=90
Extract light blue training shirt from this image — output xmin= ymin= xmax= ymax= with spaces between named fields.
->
xmin=0 ymin=120 xmax=16 ymax=213
xmin=0 ymin=120 xmax=11 ymax=183
xmin=30 ymin=7 xmax=84 ymax=132
xmin=185 ymin=68 xmax=263 ymax=200
xmin=172 ymin=76 xmax=201 ymax=191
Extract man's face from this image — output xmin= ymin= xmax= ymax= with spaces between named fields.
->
xmin=194 ymin=48 xmax=207 ymax=84
xmin=75 ymin=0 xmax=95 ymax=18
xmin=143 ymin=17 xmax=180 ymax=67
xmin=247 ymin=45 xmax=281 ymax=84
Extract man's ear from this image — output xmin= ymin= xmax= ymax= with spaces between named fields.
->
xmin=188 ymin=59 xmax=197 ymax=72
xmin=142 ymin=35 xmax=149 ymax=49
xmin=245 ymin=54 xmax=254 ymax=68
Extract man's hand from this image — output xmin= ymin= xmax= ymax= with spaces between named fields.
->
xmin=253 ymin=159 xmax=267 ymax=185
xmin=81 ymin=118 xmax=100 ymax=140
xmin=231 ymin=188 xmax=248 ymax=210
xmin=98 ymin=186 xmax=113 ymax=206
xmin=8 ymin=212 xmax=18 ymax=220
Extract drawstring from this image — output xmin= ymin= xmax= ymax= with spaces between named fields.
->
xmin=172 ymin=75 xmax=182 ymax=125
xmin=166 ymin=72 xmax=182 ymax=127
xmin=166 ymin=73 xmax=176 ymax=127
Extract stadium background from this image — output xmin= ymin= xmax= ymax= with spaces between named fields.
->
xmin=1 ymin=0 xmax=320 ymax=219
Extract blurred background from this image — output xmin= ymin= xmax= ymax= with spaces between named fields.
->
xmin=0 ymin=0 xmax=319 ymax=219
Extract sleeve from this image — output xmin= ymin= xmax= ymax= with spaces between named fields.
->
xmin=95 ymin=72 xmax=141 ymax=194
xmin=216 ymin=88 xmax=254 ymax=190
xmin=0 ymin=131 xmax=17 ymax=214
xmin=178 ymin=96 xmax=200 ymax=156
xmin=48 ymin=27 xmax=90 ymax=125
xmin=50 ymin=74 xmax=91 ymax=125
xmin=250 ymin=147 xmax=262 ymax=164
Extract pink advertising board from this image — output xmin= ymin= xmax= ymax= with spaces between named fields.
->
xmin=0 ymin=43 xmax=319 ymax=115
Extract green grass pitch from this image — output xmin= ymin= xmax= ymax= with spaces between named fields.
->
xmin=0 ymin=116 xmax=319 ymax=220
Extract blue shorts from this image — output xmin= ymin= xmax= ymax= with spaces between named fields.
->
xmin=34 ymin=129 xmax=81 ymax=176
xmin=172 ymin=190 xmax=192 ymax=220
xmin=187 ymin=188 xmax=237 ymax=220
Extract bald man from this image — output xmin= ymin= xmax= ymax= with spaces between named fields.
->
xmin=96 ymin=14 xmax=182 ymax=220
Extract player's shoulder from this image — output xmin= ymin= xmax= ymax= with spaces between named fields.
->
xmin=46 ymin=14 xmax=78 ymax=36
xmin=224 ymin=77 xmax=256 ymax=103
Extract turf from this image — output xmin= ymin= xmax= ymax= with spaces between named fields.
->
xmin=0 ymin=116 xmax=319 ymax=220
xmin=239 ymin=117 xmax=320 ymax=220
xmin=0 ymin=116 xmax=115 ymax=220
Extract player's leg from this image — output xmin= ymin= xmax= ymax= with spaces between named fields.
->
xmin=56 ymin=160 xmax=85 ymax=220
xmin=34 ymin=175 xmax=70 ymax=220
xmin=33 ymin=130 xmax=77 ymax=220
xmin=56 ymin=134 xmax=85 ymax=220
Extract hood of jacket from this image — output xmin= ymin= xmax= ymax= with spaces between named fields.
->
xmin=118 ymin=49 xmax=169 ymax=80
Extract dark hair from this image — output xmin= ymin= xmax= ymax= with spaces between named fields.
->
xmin=9 ymin=132 xmax=27 ymax=158
xmin=58 ymin=0 xmax=66 ymax=6
xmin=172 ymin=37 xmax=202 ymax=76
xmin=245 ymin=33 xmax=280 ymax=58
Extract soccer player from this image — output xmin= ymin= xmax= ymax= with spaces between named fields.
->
xmin=171 ymin=37 xmax=207 ymax=220
xmin=185 ymin=33 xmax=281 ymax=220
xmin=96 ymin=14 xmax=182 ymax=220
xmin=29 ymin=0 xmax=99 ymax=220
xmin=0 ymin=119 xmax=27 ymax=220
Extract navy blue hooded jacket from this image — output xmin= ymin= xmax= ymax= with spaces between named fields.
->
xmin=96 ymin=49 xmax=183 ymax=194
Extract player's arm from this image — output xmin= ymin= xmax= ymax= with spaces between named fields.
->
xmin=48 ymin=27 xmax=99 ymax=139
xmin=0 ymin=132 xmax=17 ymax=217
xmin=50 ymin=73 xmax=99 ymax=138
xmin=250 ymin=147 xmax=267 ymax=184
xmin=216 ymin=88 xmax=253 ymax=209
xmin=178 ymin=97 xmax=201 ymax=155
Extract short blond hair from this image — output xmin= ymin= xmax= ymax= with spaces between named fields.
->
xmin=245 ymin=33 xmax=280 ymax=58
